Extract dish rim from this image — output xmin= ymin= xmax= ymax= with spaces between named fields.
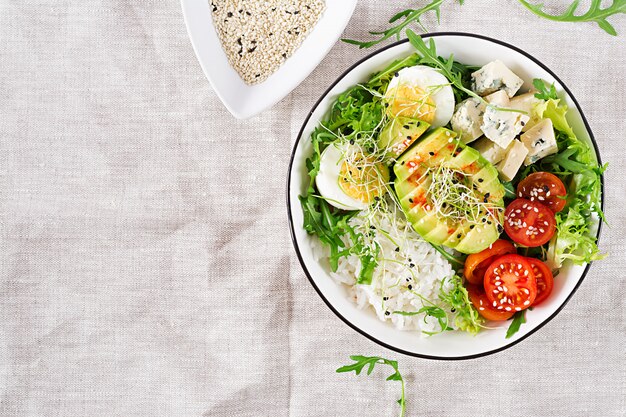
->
xmin=286 ymin=32 xmax=604 ymax=360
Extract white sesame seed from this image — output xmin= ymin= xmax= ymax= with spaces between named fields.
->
xmin=524 ymin=300 xmax=530 ymax=305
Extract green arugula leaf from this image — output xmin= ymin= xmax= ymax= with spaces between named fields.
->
xmin=406 ymin=30 xmax=483 ymax=102
xmin=506 ymin=310 xmax=527 ymax=338
xmin=342 ymin=0 xmax=453 ymax=49
xmin=337 ymin=356 xmax=406 ymax=417
xmin=518 ymin=0 xmax=625 ymax=36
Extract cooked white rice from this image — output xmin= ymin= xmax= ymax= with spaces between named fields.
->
xmin=313 ymin=202 xmax=457 ymax=335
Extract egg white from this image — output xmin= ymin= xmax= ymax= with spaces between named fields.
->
xmin=386 ymin=65 xmax=455 ymax=128
xmin=315 ymin=143 xmax=369 ymax=211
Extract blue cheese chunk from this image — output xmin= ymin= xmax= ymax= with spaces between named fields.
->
xmin=471 ymin=137 xmax=509 ymax=165
xmin=471 ymin=60 xmax=524 ymax=98
xmin=480 ymin=105 xmax=530 ymax=149
xmin=450 ymin=98 xmax=486 ymax=143
xmin=520 ymin=118 xmax=557 ymax=165
xmin=484 ymin=90 xmax=510 ymax=106
xmin=509 ymin=92 xmax=543 ymax=132
xmin=497 ymin=139 xmax=529 ymax=181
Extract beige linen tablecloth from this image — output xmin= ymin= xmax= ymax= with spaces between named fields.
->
xmin=1 ymin=1 xmax=624 ymax=416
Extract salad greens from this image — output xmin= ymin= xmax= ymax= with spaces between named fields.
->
xmin=518 ymin=0 xmax=625 ymax=36
xmin=336 ymin=355 xmax=406 ymax=417
xmin=515 ymin=79 xmax=606 ymax=269
xmin=439 ymin=275 xmax=484 ymax=335
xmin=506 ymin=310 xmax=527 ymax=339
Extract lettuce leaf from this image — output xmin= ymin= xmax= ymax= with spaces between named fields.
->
xmin=526 ymin=94 xmax=606 ymax=268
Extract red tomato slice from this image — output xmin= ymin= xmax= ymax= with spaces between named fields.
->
xmin=466 ymin=284 xmax=515 ymax=321
xmin=504 ymin=198 xmax=556 ymax=247
xmin=526 ymin=258 xmax=554 ymax=306
xmin=484 ymin=254 xmax=537 ymax=312
xmin=517 ymin=172 xmax=567 ymax=213
xmin=464 ymin=240 xmax=516 ymax=285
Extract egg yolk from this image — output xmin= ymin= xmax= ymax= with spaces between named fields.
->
xmin=338 ymin=156 xmax=390 ymax=204
xmin=385 ymin=85 xmax=436 ymax=123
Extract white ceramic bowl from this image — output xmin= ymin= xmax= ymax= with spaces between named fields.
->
xmin=181 ymin=0 xmax=357 ymax=119
xmin=287 ymin=33 xmax=604 ymax=359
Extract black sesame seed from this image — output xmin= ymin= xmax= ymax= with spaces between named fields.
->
xmin=403 ymin=125 xmax=409 ymax=129
xmin=385 ymin=311 xmax=390 ymax=316
xmin=451 ymin=308 xmax=456 ymax=313
xmin=409 ymin=263 xmax=415 ymax=268
xmin=394 ymin=72 xmax=399 ymax=77
xmin=400 ymin=161 xmax=405 ymax=165
xmin=349 ymin=139 xmax=355 ymax=145
xmin=408 ymin=285 xmax=413 ymax=290
xmin=487 ymin=220 xmax=492 ymax=225
xmin=469 ymin=225 xmax=475 ymax=229
xmin=408 ymin=198 xmax=414 ymax=203
xmin=457 ymin=233 xmax=462 ymax=239
xmin=374 ymin=196 xmax=380 ymax=201
xmin=227 ymin=11 xmax=233 ymax=17
xmin=478 ymin=178 xmax=483 ymax=183
xmin=395 ymin=247 xmax=400 ymax=252
xmin=543 ymin=185 xmax=549 ymax=192
xmin=383 ymin=297 xmax=389 ymax=301
xmin=429 ymin=151 xmax=435 ymax=156
xmin=407 ymin=135 xmax=412 ymax=140
xmin=497 ymin=224 xmax=504 ymax=234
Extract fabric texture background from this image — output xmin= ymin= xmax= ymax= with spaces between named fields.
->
xmin=0 ymin=1 xmax=624 ymax=416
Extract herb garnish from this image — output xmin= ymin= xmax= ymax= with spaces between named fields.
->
xmin=506 ymin=310 xmax=527 ymax=338
xmin=336 ymin=355 xmax=406 ymax=417
xmin=341 ymin=0 xmax=461 ymax=49
xmin=439 ymin=275 xmax=484 ymax=335
xmin=518 ymin=0 xmax=625 ymax=36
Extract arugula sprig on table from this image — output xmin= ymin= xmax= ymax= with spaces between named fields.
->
xmin=342 ymin=0 xmax=461 ymax=49
xmin=518 ymin=0 xmax=626 ymax=36
xmin=343 ymin=0 xmax=623 ymax=49
xmin=337 ymin=356 xmax=406 ymax=417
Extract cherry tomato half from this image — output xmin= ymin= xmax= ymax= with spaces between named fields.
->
xmin=504 ymin=198 xmax=556 ymax=247
xmin=464 ymin=240 xmax=517 ymax=285
xmin=484 ymin=254 xmax=537 ymax=312
xmin=526 ymin=257 xmax=554 ymax=306
xmin=517 ymin=172 xmax=567 ymax=213
xmin=467 ymin=284 xmax=515 ymax=321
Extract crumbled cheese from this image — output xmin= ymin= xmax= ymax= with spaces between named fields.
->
xmin=211 ymin=0 xmax=325 ymax=84
xmin=484 ymin=90 xmax=510 ymax=107
xmin=520 ymin=118 xmax=558 ymax=165
xmin=450 ymin=98 xmax=485 ymax=143
xmin=497 ymin=140 xmax=529 ymax=181
xmin=509 ymin=92 xmax=543 ymax=132
xmin=471 ymin=60 xmax=524 ymax=98
xmin=481 ymin=105 xmax=530 ymax=149
xmin=472 ymin=137 xmax=510 ymax=165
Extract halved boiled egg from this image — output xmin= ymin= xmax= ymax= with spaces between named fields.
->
xmin=385 ymin=65 xmax=455 ymax=128
xmin=316 ymin=142 xmax=390 ymax=211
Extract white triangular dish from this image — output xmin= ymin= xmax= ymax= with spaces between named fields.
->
xmin=181 ymin=0 xmax=358 ymax=119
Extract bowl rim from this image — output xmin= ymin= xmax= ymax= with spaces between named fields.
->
xmin=286 ymin=32 xmax=604 ymax=360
